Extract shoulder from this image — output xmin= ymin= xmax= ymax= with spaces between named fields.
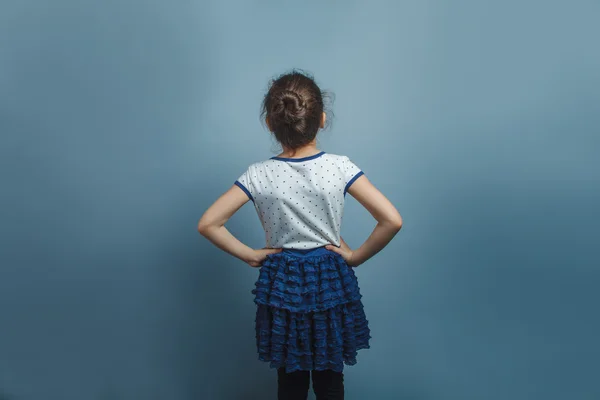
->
xmin=239 ymin=158 xmax=279 ymax=178
xmin=247 ymin=157 xmax=278 ymax=170
xmin=323 ymin=153 xmax=363 ymax=184
xmin=321 ymin=153 xmax=357 ymax=169
xmin=321 ymin=152 xmax=351 ymax=163
xmin=240 ymin=156 xmax=275 ymax=169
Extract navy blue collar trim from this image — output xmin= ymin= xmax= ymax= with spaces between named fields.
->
xmin=270 ymin=151 xmax=326 ymax=162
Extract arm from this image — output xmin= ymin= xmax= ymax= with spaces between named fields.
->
xmin=198 ymin=185 xmax=281 ymax=267
xmin=328 ymin=175 xmax=402 ymax=266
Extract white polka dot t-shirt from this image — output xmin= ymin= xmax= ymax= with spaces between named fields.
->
xmin=234 ymin=151 xmax=364 ymax=250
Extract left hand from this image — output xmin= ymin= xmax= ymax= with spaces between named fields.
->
xmin=247 ymin=247 xmax=282 ymax=268
xmin=326 ymin=240 xmax=358 ymax=267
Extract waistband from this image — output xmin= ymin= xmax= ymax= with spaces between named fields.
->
xmin=282 ymin=245 xmax=333 ymax=258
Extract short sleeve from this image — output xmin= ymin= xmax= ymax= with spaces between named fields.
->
xmin=342 ymin=156 xmax=365 ymax=195
xmin=234 ymin=167 xmax=255 ymax=202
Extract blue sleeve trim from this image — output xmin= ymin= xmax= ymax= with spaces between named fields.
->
xmin=344 ymin=171 xmax=364 ymax=196
xmin=234 ymin=181 xmax=254 ymax=202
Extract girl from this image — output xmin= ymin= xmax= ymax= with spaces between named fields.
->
xmin=198 ymin=70 xmax=402 ymax=400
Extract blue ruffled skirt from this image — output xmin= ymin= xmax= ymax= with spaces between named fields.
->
xmin=252 ymin=246 xmax=371 ymax=373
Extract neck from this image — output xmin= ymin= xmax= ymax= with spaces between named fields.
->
xmin=279 ymin=142 xmax=319 ymax=158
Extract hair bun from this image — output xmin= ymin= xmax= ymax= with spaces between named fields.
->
xmin=272 ymin=90 xmax=306 ymax=123
xmin=261 ymin=70 xmax=328 ymax=150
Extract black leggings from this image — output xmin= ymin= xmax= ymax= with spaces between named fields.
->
xmin=277 ymin=368 xmax=344 ymax=400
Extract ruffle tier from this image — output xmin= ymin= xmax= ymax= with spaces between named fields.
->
xmin=252 ymin=247 xmax=371 ymax=373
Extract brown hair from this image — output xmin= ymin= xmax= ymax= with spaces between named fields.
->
xmin=261 ymin=70 xmax=333 ymax=151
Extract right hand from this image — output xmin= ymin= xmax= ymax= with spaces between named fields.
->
xmin=247 ymin=247 xmax=282 ymax=268
xmin=326 ymin=241 xmax=359 ymax=267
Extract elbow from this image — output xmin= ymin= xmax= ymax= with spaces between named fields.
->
xmin=388 ymin=216 xmax=403 ymax=232
xmin=197 ymin=220 xmax=211 ymax=237
xmin=379 ymin=218 xmax=402 ymax=233
xmin=198 ymin=218 xmax=222 ymax=237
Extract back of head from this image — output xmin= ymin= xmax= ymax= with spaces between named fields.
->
xmin=261 ymin=70 xmax=330 ymax=151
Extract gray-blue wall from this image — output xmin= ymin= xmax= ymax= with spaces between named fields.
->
xmin=1 ymin=1 xmax=598 ymax=399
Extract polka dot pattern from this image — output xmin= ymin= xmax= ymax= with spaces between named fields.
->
xmin=235 ymin=153 xmax=364 ymax=249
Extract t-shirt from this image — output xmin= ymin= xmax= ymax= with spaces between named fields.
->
xmin=234 ymin=151 xmax=364 ymax=250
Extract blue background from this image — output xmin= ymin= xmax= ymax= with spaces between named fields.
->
xmin=1 ymin=0 xmax=599 ymax=399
